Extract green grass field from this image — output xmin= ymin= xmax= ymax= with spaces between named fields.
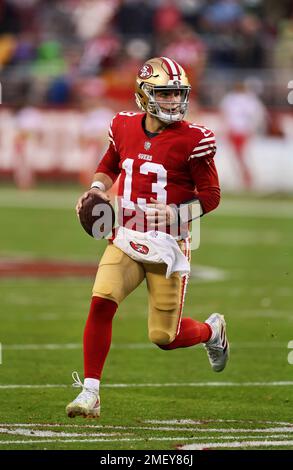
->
xmin=0 ymin=187 xmax=292 ymax=450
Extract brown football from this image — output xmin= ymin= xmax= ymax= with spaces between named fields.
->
xmin=78 ymin=192 xmax=115 ymax=239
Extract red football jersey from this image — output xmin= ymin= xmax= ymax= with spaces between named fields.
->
xmin=96 ymin=112 xmax=220 ymax=232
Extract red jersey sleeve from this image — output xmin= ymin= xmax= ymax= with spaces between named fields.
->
xmin=95 ymin=115 xmax=121 ymax=183
xmin=96 ymin=142 xmax=121 ymax=183
xmin=187 ymin=127 xmax=220 ymax=214
xmin=189 ymin=157 xmax=220 ymax=214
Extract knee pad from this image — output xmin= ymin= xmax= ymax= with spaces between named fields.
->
xmin=92 ymin=245 xmax=144 ymax=304
xmin=92 ymin=282 xmax=121 ymax=304
xmin=148 ymin=329 xmax=175 ymax=346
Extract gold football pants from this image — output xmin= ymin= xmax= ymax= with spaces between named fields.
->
xmin=92 ymin=241 xmax=191 ymax=346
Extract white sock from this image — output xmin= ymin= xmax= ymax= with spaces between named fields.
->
xmin=84 ymin=378 xmax=100 ymax=392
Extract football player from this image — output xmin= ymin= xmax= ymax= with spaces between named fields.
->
xmin=66 ymin=57 xmax=229 ymax=419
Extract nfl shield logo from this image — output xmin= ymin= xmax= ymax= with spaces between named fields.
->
xmin=144 ymin=141 xmax=151 ymax=151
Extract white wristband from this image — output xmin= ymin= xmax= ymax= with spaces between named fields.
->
xmin=91 ymin=181 xmax=106 ymax=192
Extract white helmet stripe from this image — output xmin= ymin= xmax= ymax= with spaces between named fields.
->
xmin=161 ymin=56 xmax=181 ymax=79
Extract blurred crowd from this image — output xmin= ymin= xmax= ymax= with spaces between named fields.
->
xmin=0 ymin=0 xmax=293 ymax=107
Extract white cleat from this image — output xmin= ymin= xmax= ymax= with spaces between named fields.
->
xmin=66 ymin=372 xmax=100 ymax=418
xmin=204 ymin=313 xmax=229 ymax=372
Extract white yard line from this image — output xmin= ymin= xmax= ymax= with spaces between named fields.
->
xmin=2 ymin=419 xmax=293 ymax=429
xmin=179 ymin=440 xmax=293 ymax=450
xmin=145 ymin=418 xmax=293 ymax=427
xmin=2 ymin=341 xmax=288 ymax=350
xmin=0 ymin=424 xmax=292 ymax=434
xmin=0 ymin=437 xmax=292 ymax=446
xmin=0 ymin=381 xmax=293 ymax=390
xmin=140 ymin=427 xmax=293 ymax=433
xmin=0 ymin=427 xmax=125 ymax=438
xmin=0 ymin=384 xmax=68 ymax=389
xmin=2 ymin=343 xmax=153 ymax=351
xmin=0 ymin=432 xmax=291 ymax=441
xmin=3 ymin=343 xmax=82 ymax=350
xmin=239 ymin=309 xmax=293 ymax=319
xmin=0 ymin=420 xmax=292 ymax=448
xmin=214 ymin=200 xmax=293 ymax=219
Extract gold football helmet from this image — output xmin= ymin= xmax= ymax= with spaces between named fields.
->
xmin=135 ymin=57 xmax=191 ymax=124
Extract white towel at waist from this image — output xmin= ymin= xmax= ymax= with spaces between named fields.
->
xmin=113 ymin=227 xmax=190 ymax=279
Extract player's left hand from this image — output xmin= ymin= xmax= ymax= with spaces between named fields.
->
xmin=146 ymin=198 xmax=177 ymax=228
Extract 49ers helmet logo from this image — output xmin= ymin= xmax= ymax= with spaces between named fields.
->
xmin=130 ymin=241 xmax=149 ymax=255
xmin=138 ymin=64 xmax=153 ymax=79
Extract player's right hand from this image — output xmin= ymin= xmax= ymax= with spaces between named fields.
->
xmin=76 ymin=188 xmax=110 ymax=216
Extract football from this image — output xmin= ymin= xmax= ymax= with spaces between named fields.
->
xmin=78 ymin=192 xmax=115 ymax=239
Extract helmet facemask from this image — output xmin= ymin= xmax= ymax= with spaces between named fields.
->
xmin=137 ymin=83 xmax=190 ymax=124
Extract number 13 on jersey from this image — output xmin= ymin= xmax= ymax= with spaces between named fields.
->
xmin=121 ymin=158 xmax=167 ymax=210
